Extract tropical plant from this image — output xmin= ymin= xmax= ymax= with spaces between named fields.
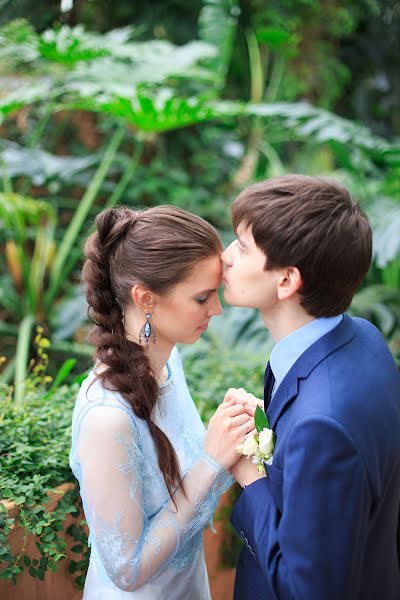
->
xmin=0 ymin=19 xmax=237 ymax=397
xmin=1 ymin=9 xmax=399 ymax=401
xmin=0 ymin=330 xmax=87 ymax=587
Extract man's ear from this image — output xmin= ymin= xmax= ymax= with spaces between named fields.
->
xmin=277 ymin=267 xmax=302 ymax=301
xmin=130 ymin=284 xmax=154 ymax=313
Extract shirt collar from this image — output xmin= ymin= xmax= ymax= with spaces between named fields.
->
xmin=270 ymin=314 xmax=343 ymax=390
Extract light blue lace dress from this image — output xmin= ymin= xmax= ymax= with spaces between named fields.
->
xmin=69 ymin=347 xmax=234 ymax=599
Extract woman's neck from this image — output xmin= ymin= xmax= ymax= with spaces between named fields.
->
xmin=146 ymin=338 xmax=174 ymax=384
xmin=124 ymin=309 xmax=173 ymax=384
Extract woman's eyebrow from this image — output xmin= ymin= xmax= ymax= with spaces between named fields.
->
xmin=195 ymin=288 xmax=217 ymax=295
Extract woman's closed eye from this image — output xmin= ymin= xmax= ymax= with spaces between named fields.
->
xmin=196 ymin=295 xmax=209 ymax=305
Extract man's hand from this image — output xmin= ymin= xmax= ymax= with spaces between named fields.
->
xmin=224 ymin=388 xmax=263 ymax=429
xmin=231 ymin=455 xmax=266 ymax=488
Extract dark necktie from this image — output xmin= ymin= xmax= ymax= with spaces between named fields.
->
xmin=263 ymin=361 xmax=276 ymax=413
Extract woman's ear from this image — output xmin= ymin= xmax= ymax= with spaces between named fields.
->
xmin=277 ymin=267 xmax=302 ymax=301
xmin=131 ymin=284 xmax=154 ymax=312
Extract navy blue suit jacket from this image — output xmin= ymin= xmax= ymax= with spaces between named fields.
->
xmin=231 ymin=315 xmax=400 ymax=600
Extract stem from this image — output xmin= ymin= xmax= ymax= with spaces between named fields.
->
xmin=19 ymin=102 xmax=55 ymax=196
xmin=265 ymin=53 xmax=285 ymax=103
xmin=14 ymin=315 xmax=35 ymax=405
xmin=2 ymin=174 xmax=13 ymax=194
xmin=105 ymin=140 xmax=144 ymax=209
xmin=45 ymin=125 xmax=125 ymax=310
xmin=245 ymin=29 xmax=264 ymax=103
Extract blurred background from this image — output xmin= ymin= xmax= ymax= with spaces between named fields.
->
xmin=1 ymin=0 xmax=400 ymax=392
xmin=0 ymin=1 xmax=399 ymax=592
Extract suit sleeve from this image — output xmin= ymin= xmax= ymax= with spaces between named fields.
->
xmin=231 ymin=415 xmax=372 ymax=600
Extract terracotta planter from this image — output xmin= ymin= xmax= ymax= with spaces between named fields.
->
xmin=0 ymin=482 xmax=84 ymax=600
xmin=1 ymin=485 xmax=235 ymax=600
xmin=204 ymin=492 xmax=236 ymax=600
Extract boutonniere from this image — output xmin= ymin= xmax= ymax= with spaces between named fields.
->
xmin=237 ymin=406 xmax=276 ymax=474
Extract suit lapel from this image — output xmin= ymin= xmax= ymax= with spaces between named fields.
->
xmin=266 ymin=314 xmax=357 ymax=430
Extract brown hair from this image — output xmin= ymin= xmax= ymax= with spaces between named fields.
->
xmin=82 ymin=205 xmax=222 ymax=502
xmin=232 ymin=174 xmax=372 ymax=317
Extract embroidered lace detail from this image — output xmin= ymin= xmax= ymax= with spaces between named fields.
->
xmin=69 ymin=348 xmax=234 ymax=595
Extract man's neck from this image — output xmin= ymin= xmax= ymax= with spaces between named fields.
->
xmin=261 ymin=303 xmax=315 ymax=343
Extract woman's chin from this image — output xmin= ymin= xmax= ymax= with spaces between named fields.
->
xmin=175 ymin=331 xmax=203 ymax=345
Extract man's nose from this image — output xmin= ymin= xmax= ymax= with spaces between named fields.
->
xmin=221 ymin=244 xmax=233 ymax=266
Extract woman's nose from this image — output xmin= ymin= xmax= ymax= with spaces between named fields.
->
xmin=208 ymin=293 xmax=223 ymax=317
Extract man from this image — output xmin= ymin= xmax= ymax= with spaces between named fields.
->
xmin=222 ymin=175 xmax=400 ymax=599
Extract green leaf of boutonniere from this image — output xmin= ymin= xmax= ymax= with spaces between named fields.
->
xmin=254 ymin=405 xmax=270 ymax=432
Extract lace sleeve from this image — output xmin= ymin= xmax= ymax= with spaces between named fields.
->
xmin=77 ymin=403 xmax=232 ymax=592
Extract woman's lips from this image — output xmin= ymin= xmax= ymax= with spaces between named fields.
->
xmin=198 ymin=323 xmax=209 ymax=331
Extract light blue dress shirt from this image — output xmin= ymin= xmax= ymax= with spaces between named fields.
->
xmin=270 ymin=315 xmax=343 ymax=398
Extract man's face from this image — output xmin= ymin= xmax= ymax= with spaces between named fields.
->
xmin=221 ymin=223 xmax=281 ymax=311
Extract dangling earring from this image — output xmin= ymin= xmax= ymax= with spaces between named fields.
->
xmin=138 ymin=312 xmax=156 ymax=349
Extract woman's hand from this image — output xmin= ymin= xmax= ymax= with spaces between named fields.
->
xmin=205 ymin=399 xmax=253 ymax=469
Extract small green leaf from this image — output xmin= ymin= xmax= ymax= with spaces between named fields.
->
xmin=254 ymin=405 xmax=269 ymax=432
xmin=22 ymin=555 xmax=31 ymax=567
xmin=28 ymin=566 xmax=37 ymax=578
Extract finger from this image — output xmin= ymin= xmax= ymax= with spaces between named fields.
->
xmin=245 ymin=427 xmax=257 ymax=438
xmin=227 ymin=390 xmax=247 ymax=403
xmin=234 ymin=396 xmax=247 ymax=405
xmin=246 ymin=393 xmax=258 ymax=405
xmin=230 ymin=413 xmax=252 ymax=427
xmin=240 ymin=403 xmax=256 ymax=417
xmin=249 ymin=395 xmax=264 ymax=408
xmin=224 ymin=388 xmax=238 ymax=402
xmin=223 ymin=403 xmax=252 ymax=417
xmin=217 ymin=397 xmax=236 ymax=410
xmin=239 ymin=419 xmax=254 ymax=434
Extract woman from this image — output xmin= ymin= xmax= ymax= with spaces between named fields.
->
xmin=69 ymin=206 xmax=252 ymax=599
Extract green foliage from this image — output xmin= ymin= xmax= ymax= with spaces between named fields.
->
xmin=0 ymin=325 xmax=266 ymax=586
xmin=181 ymin=331 xmax=267 ymax=424
xmin=0 ymin=338 xmax=87 ymax=587
xmin=198 ymin=0 xmax=240 ymax=91
xmin=0 ymin=14 xmax=398 ymax=389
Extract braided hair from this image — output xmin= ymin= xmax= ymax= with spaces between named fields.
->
xmin=82 ymin=206 xmax=222 ymax=502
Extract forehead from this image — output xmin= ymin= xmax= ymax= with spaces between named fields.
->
xmin=176 ymin=255 xmax=223 ymax=290
xmin=237 ymin=223 xmax=256 ymax=245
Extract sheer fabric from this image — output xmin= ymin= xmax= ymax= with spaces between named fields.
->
xmin=69 ymin=347 xmax=233 ymax=599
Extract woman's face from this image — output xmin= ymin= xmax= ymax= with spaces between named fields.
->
xmin=152 ymin=255 xmax=223 ymax=345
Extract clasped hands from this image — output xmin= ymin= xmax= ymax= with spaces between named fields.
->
xmin=205 ymin=388 xmax=266 ymax=489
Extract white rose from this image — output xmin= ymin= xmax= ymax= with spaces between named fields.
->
xmin=241 ymin=435 xmax=258 ymax=457
xmin=258 ymin=428 xmax=274 ymax=456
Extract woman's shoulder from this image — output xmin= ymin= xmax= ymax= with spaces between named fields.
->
xmin=72 ymin=369 xmax=136 ymax=432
